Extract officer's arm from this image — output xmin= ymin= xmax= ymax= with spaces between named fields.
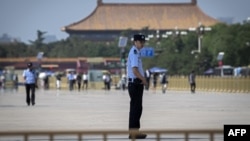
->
xmin=132 ymin=67 xmax=147 ymax=85
xmin=22 ymin=71 xmax=26 ymax=80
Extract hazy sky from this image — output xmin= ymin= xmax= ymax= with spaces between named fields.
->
xmin=0 ymin=0 xmax=249 ymax=43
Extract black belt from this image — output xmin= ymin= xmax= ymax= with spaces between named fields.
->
xmin=128 ymin=78 xmax=142 ymax=84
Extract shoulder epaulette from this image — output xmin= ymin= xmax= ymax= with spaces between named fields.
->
xmin=134 ymin=49 xmax=137 ymax=54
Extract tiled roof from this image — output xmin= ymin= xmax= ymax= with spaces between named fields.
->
xmin=62 ymin=0 xmax=219 ymax=31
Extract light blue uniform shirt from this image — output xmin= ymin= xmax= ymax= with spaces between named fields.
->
xmin=67 ymin=73 xmax=74 ymax=81
xmin=127 ymin=46 xmax=145 ymax=79
xmin=22 ymin=69 xmax=37 ymax=84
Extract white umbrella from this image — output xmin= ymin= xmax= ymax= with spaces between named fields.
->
xmin=149 ymin=67 xmax=167 ymax=73
xmin=39 ymin=72 xmax=47 ymax=79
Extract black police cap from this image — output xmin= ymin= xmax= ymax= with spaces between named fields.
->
xmin=133 ymin=34 xmax=146 ymax=41
xmin=27 ymin=62 xmax=33 ymax=67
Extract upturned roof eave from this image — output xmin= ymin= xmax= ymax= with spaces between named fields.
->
xmin=62 ymin=1 xmax=219 ymax=32
xmin=62 ymin=1 xmax=103 ymax=31
xmin=61 ymin=2 xmax=196 ymax=30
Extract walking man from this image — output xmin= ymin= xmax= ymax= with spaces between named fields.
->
xmin=82 ymin=72 xmax=88 ymax=90
xmin=56 ymin=74 xmax=62 ymax=89
xmin=188 ymin=70 xmax=196 ymax=93
xmin=144 ymin=69 xmax=150 ymax=90
xmin=22 ymin=62 xmax=37 ymax=106
xmin=76 ymin=73 xmax=82 ymax=91
xmin=161 ymin=72 xmax=168 ymax=94
xmin=127 ymin=34 xmax=148 ymax=139
xmin=67 ymin=71 xmax=74 ymax=91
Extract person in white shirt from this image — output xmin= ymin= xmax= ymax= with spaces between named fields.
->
xmin=56 ymin=74 xmax=62 ymax=89
xmin=82 ymin=72 xmax=88 ymax=90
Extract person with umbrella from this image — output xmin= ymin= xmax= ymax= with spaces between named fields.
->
xmin=149 ymin=67 xmax=167 ymax=93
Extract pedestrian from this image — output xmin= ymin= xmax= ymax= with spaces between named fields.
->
xmin=153 ymin=73 xmax=158 ymax=93
xmin=13 ymin=74 xmax=19 ymax=90
xmin=82 ymin=72 xmax=88 ymax=90
xmin=161 ymin=72 xmax=168 ymax=94
xmin=67 ymin=71 xmax=74 ymax=91
xmin=76 ymin=73 xmax=82 ymax=91
xmin=0 ymin=73 xmax=5 ymax=89
xmin=102 ymin=73 xmax=106 ymax=90
xmin=188 ymin=70 xmax=196 ymax=93
xmin=144 ymin=69 xmax=151 ymax=90
xmin=73 ymin=72 xmax=77 ymax=89
xmin=38 ymin=72 xmax=46 ymax=89
xmin=22 ymin=62 xmax=37 ymax=106
xmin=126 ymin=34 xmax=147 ymax=139
xmin=44 ymin=75 xmax=49 ymax=90
xmin=56 ymin=74 xmax=62 ymax=89
xmin=105 ymin=73 xmax=111 ymax=90
xmin=121 ymin=74 xmax=126 ymax=91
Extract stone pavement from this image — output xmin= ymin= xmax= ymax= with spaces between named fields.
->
xmin=0 ymin=87 xmax=250 ymax=140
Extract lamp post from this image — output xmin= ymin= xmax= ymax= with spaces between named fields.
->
xmin=118 ymin=36 xmax=128 ymax=75
xmin=217 ymin=52 xmax=224 ymax=76
xmin=190 ymin=22 xmax=211 ymax=54
xmin=146 ymin=28 xmax=188 ymax=56
xmin=164 ymin=27 xmax=188 ymax=53
xmin=164 ymin=26 xmax=188 ymax=38
xmin=146 ymin=30 xmax=162 ymax=56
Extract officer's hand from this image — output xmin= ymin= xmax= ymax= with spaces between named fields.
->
xmin=142 ymin=78 xmax=148 ymax=86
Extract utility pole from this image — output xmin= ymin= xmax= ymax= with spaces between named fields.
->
xmin=190 ymin=22 xmax=211 ymax=54
xmin=118 ymin=36 xmax=128 ymax=76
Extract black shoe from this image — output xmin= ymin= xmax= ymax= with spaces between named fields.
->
xmin=32 ymin=102 xmax=35 ymax=106
xmin=129 ymin=133 xmax=147 ymax=139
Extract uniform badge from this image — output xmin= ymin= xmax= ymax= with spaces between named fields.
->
xmin=134 ymin=49 xmax=137 ymax=54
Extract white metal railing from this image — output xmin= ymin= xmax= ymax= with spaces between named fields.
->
xmin=0 ymin=129 xmax=223 ymax=141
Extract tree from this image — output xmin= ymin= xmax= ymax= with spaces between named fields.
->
xmin=1 ymin=22 xmax=250 ymax=75
xmin=29 ymin=30 xmax=46 ymax=48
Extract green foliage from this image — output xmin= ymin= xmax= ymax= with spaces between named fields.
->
xmin=1 ymin=22 xmax=250 ymax=75
xmin=29 ymin=30 xmax=47 ymax=49
xmin=0 ymin=42 xmax=36 ymax=57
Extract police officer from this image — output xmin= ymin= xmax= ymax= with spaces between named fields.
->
xmin=22 ymin=62 xmax=37 ymax=106
xmin=127 ymin=34 xmax=148 ymax=139
xmin=67 ymin=71 xmax=74 ymax=91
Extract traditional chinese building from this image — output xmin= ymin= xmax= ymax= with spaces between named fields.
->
xmin=61 ymin=0 xmax=219 ymax=41
xmin=0 ymin=57 xmax=121 ymax=74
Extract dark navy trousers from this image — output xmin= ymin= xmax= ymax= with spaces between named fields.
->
xmin=128 ymin=82 xmax=144 ymax=130
xmin=25 ymin=83 xmax=36 ymax=105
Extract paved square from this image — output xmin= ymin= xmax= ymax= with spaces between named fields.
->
xmin=0 ymin=87 xmax=250 ymax=140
